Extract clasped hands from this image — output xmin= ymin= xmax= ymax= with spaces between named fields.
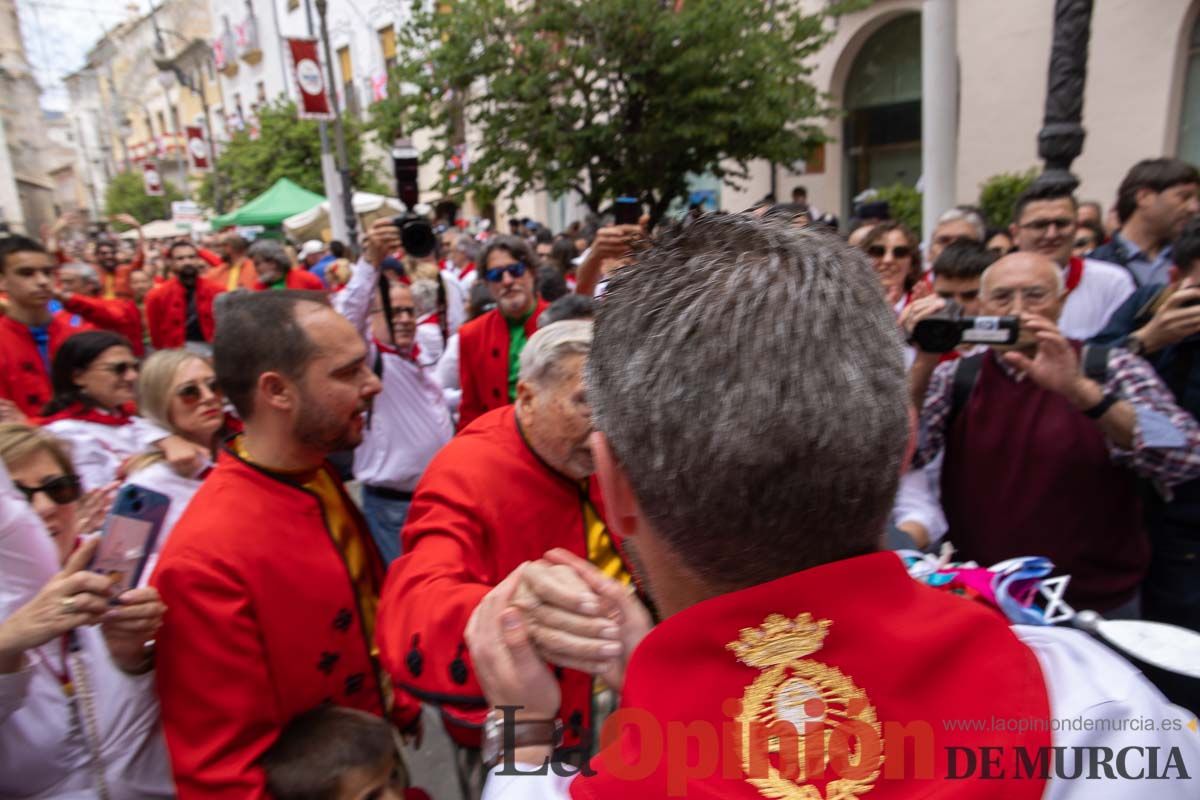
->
xmin=465 ymin=548 xmax=651 ymax=720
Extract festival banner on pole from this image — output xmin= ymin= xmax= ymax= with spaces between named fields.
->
xmin=186 ymin=126 xmax=209 ymax=170
xmin=143 ymin=162 xmax=164 ymax=196
xmin=286 ymin=38 xmax=334 ymax=120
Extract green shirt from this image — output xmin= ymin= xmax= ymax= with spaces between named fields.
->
xmin=507 ymin=307 xmax=535 ymax=401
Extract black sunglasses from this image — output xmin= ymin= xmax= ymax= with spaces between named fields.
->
xmin=16 ymin=474 xmax=83 ymax=506
xmin=866 ymin=244 xmax=912 ymax=260
xmin=484 ymin=262 xmax=528 ymax=283
xmin=175 ymin=377 xmax=223 ymax=405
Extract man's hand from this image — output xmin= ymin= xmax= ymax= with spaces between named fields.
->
xmin=113 ymin=213 xmax=142 ymax=232
xmin=518 ymin=548 xmax=652 ymax=692
xmin=575 ymin=225 xmax=640 ymax=295
xmin=363 ymin=218 xmax=402 ymax=268
xmin=155 ymin=435 xmax=209 ymax=478
xmin=1002 ymin=315 xmax=1099 ymax=407
xmin=0 ymin=399 xmax=28 ymax=425
xmin=0 ymin=539 xmax=111 ymax=672
xmin=898 ymin=294 xmax=947 ymax=344
xmin=465 ymin=566 xmax=561 ymax=720
xmin=101 ymin=586 xmax=165 ymax=674
xmin=1133 ymin=285 xmax=1200 ymax=355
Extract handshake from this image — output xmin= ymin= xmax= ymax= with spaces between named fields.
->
xmin=464 ymin=549 xmax=653 ymax=721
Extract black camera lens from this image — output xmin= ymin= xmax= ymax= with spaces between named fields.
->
xmin=393 ymin=214 xmax=437 ymax=259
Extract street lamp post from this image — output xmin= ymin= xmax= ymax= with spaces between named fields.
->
xmin=316 ymin=0 xmax=359 ymax=246
xmin=1034 ymin=0 xmax=1095 ymax=194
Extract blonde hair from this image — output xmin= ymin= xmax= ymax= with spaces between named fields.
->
xmin=126 ymin=350 xmax=212 ymax=475
xmin=0 ymin=423 xmax=75 ymax=476
xmin=138 ymin=349 xmax=210 ymax=431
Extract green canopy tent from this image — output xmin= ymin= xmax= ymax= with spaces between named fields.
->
xmin=211 ymin=178 xmax=325 ymax=229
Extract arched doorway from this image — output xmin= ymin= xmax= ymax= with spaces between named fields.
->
xmin=843 ymin=13 xmax=922 ymax=204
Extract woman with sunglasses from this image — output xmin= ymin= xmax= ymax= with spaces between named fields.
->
xmin=40 ymin=331 xmax=170 ymax=492
xmin=860 ymin=221 xmax=927 ymax=313
xmin=0 ymin=425 xmax=173 ymax=799
xmin=120 ymin=349 xmax=229 ymax=581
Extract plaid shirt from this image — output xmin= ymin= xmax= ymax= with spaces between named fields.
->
xmin=915 ymin=347 xmax=1200 ymax=490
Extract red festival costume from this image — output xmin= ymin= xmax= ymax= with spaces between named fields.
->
xmin=152 ymin=448 xmax=418 ymax=799
xmin=144 ymin=276 xmax=225 ymax=350
xmin=0 ymin=312 xmax=92 ymax=417
xmin=571 ymin=552 xmax=1051 ymax=799
xmin=456 ymin=299 xmax=549 ymax=430
xmin=61 ymin=294 xmax=144 ymax=356
xmin=378 ymin=405 xmax=626 ymax=749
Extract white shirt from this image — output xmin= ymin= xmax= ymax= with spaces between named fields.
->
xmin=481 ymin=624 xmax=1200 ymax=799
xmin=891 ymin=452 xmax=948 ymax=545
xmin=0 ymin=464 xmax=174 ymax=799
xmin=122 ymin=458 xmax=208 ymax=587
xmin=1059 ymin=258 xmax=1136 ymax=341
xmin=434 ymin=333 xmax=462 ymax=413
xmin=335 ymin=259 xmax=455 ymax=492
xmin=43 ymin=416 xmax=167 ymax=492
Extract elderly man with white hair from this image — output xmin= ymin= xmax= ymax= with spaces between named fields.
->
xmin=915 ymin=251 xmax=1200 ymax=616
xmin=377 ymin=318 xmax=634 ymax=772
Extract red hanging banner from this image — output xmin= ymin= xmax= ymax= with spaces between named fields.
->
xmin=186 ymin=126 xmax=209 ymax=170
xmin=286 ymin=38 xmax=334 ymax=120
xmin=143 ymin=162 xmax=164 ymax=197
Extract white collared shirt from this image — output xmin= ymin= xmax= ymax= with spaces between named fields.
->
xmin=335 ymin=260 xmax=455 ymax=492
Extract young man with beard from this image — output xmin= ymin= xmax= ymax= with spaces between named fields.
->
xmin=144 ymin=241 xmax=225 ymax=353
xmin=456 ymin=235 xmax=549 ymax=429
xmin=151 ymin=291 xmax=419 ymax=798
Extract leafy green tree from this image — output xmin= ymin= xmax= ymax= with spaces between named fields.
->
xmin=104 ymin=169 xmax=183 ymax=222
xmin=874 ymin=183 xmax=922 ymax=233
xmin=198 ymin=99 xmax=388 ymax=211
xmin=978 ymin=168 xmax=1039 ymax=230
xmin=373 ymin=0 xmax=867 ymax=224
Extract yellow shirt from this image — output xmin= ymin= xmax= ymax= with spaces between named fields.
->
xmin=582 ymin=487 xmax=631 ymax=587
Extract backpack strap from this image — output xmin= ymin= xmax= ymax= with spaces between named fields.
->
xmin=947 ymin=353 xmax=986 ymax=433
xmin=1081 ymin=343 xmax=1111 ymax=385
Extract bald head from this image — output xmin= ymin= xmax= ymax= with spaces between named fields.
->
xmin=979 ymin=252 xmax=1066 ymax=332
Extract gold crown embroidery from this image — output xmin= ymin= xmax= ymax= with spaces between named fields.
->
xmin=727 ymin=613 xmax=882 ymax=799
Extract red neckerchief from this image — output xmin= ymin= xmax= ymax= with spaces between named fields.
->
xmin=41 ymin=402 xmax=134 ymax=427
xmin=459 ymin=262 xmax=476 ymax=280
xmin=372 ymin=336 xmax=420 ymax=362
xmin=1065 ymin=257 xmax=1085 ymax=298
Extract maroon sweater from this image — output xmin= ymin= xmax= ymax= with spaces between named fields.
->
xmin=942 ymin=352 xmax=1148 ymax=611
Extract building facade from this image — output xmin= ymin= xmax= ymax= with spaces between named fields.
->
xmin=67 ymin=0 xmax=222 ymax=219
xmin=720 ymin=0 xmax=1200 ymax=224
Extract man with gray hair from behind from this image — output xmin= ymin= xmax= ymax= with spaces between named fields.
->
xmin=377 ymin=319 xmax=636 ymax=783
xmin=463 ymin=215 xmax=1200 ymax=798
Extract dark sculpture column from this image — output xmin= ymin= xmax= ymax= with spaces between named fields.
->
xmin=1034 ymin=0 xmax=1095 ymax=194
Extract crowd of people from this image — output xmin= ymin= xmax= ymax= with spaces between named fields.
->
xmin=1 ymin=157 xmax=1199 ymax=799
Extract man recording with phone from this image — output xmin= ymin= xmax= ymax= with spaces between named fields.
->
xmin=1093 ymin=218 xmax=1200 ymax=630
xmin=913 ymin=251 xmax=1200 ymax=616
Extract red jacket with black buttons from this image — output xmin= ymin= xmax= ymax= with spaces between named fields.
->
xmin=144 ymin=276 xmax=225 ymax=350
xmin=0 ymin=312 xmax=92 ymax=418
xmin=152 ymin=449 xmax=420 ymax=799
xmin=456 ymin=299 xmax=549 ymax=430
